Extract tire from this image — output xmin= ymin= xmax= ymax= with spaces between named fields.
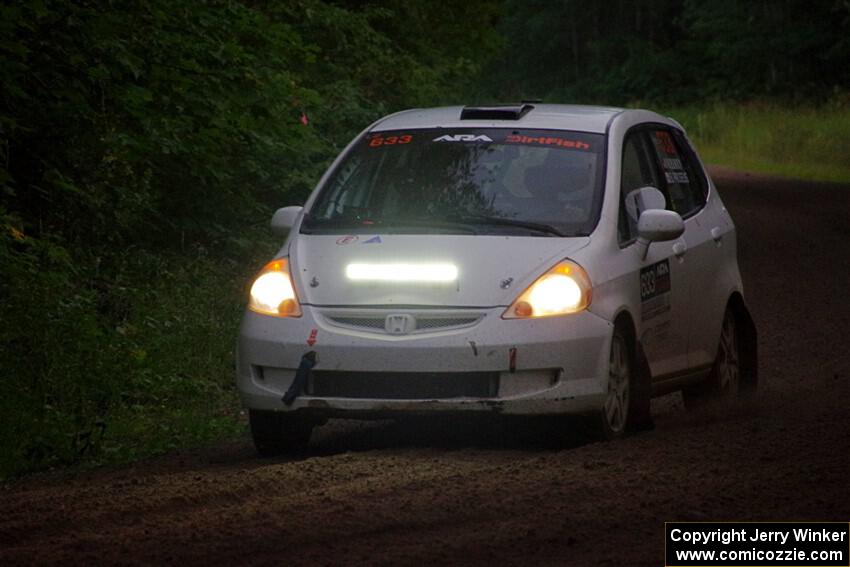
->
xmin=629 ymin=341 xmax=655 ymax=432
xmin=249 ymin=410 xmax=313 ymax=457
xmin=683 ymin=306 xmax=741 ymax=409
xmin=590 ymin=327 xmax=632 ymax=440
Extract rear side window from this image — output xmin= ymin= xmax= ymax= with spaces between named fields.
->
xmin=646 ymin=129 xmax=706 ymax=217
xmin=672 ymin=130 xmax=709 ymax=203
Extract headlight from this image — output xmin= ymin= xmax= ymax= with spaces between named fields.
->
xmin=502 ymin=260 xmax=591 ymax=319
xmin=249 ymin=258 xmax=302 ymax=317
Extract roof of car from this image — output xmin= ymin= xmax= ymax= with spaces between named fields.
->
xmin=372 ymin=104 xmax=636 ymax=134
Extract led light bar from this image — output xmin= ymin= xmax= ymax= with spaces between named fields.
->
xmin=345 ymin=263 xmax=458 ymax=283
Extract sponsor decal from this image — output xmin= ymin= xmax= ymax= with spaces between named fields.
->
xmin=362 ymin=235 xmax=382 ymax=244
xmin=335 ymin=235 xmax=359 ymax=245
xmin=433 ymin=134 xmax=494 ymax=143
xmin=665 ymin=171 xmax=690 ymax=184
xmin=505 ymin=134 xmax=590 ymax=150
xmin=661 ymin=157 xmax=689 ymax=184
xmin=655 ymin=130 xmax=676 ymax=154
xmin=640 ymin=259 xmax=672 ymax=321
xmin=661 ymin=157 xmax=683 ymax=170
xmin=306 ymin=328 xmax=318 ymax=346
xmin=641 ymin=319 xmax=672 ymax=353
xmin=368 ymin=134 xmax=413 ymax=147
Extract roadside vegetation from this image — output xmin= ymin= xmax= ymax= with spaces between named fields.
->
xmin=665 ymin=100 xmax=850 ymax=183
xmin=484 ymin=1 xmax=850 ymax=183
xmin=0 ymin=0 xmax=499 ymax=478
xmin=2 ymin=0 xmax=848 ymax=478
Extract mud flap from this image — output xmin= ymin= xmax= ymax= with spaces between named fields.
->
xmin=629 ymin=341 xmax=655 ymax=432
xmin=737 ymin=303 xmax=758 ymax=394
xmin=282 ymin=351 xmax=317 ymax=406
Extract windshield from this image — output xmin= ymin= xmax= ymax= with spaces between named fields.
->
xmin=303 ymin=128 xmax=606 ymax=237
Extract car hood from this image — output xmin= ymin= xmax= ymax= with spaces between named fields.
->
xmin=289 ymin=234 xmax=591 ymax=307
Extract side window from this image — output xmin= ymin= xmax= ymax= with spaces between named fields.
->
xmin=619 ymin=131 xmax=660 ymax=242
xmin=647 ymin=129 xmax=706 ymax=217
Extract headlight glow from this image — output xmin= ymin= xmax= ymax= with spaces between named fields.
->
xmin=527 ymin=274 xmax=583 ymax=314
xmin=345 ymin=263 xmax=458 ymax=283
xmin=249 ymin=258 xmax=302 ymax=317
xmin=503 ymin=260 xmax=591 ymax=319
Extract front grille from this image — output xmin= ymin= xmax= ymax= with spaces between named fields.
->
xmin=325 ymin=314 xmax=480 ymax=334
xmin=416 ymin=317 xmax=478 ymax=330
xmin=307 ymin=371 xmax=499 ymax=399
xmin=327 ymin=316 xmax=386 ymax=330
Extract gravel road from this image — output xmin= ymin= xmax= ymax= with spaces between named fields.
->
xmin=2 ymin=167 xmax=849 ymax=566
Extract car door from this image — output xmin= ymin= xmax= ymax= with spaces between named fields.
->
xmin=644 ymin=128 xmax=726 ymax=370
xmin=619 ymin=129 xmax=691 ymax=378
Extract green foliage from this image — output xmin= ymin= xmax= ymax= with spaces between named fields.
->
xmin=2 ymin=1 xmax=330 ymax=246
xmin=0 ymin=217 xmax=276 ymax=476
xmin=0 ymin=0 xmax=499 ymax=477
xmin=680 ymin=0 xmax=850 ymax=100
xmin=482 ymin=0 xmax=850 ymax=105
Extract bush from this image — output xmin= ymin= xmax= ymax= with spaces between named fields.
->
xmin=0 ymin=0 xmax=500 ymax=477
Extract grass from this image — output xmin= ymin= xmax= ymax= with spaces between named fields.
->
xmin=94 ymin=397 xmax=245 ymax=465
xmin=657 ymin=99 xmax=850 ymax=184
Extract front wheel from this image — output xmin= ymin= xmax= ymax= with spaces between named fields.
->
xmin=591 ymin=328 xmax=631 ymax=440
xmin=249 ymin=410 xmax=313 ymax=457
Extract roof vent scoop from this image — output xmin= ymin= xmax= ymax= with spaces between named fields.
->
xmin=460 ymin=104 xmax=534 ymax=121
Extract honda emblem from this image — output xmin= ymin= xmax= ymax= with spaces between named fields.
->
xmin=385 ymin=314 xmax=415 ymax=335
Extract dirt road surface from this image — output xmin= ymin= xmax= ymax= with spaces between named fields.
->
xmin=2 ymin=168 xmax=849 ymax=566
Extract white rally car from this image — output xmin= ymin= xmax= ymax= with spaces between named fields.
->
xmin=236 ymin=104 xmax=757 ymax=455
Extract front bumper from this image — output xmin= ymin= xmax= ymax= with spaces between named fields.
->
xmin=236 ymin=305 xmax=613 ymax=417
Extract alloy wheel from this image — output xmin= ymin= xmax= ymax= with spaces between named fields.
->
xmin=604 ymin=334 xmax=630 ymax=433
xmin=717 ymin=311 xmax=740 ymax=394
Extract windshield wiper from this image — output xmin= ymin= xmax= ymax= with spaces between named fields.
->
xmin=376 ymin=217 xmax=479 ymax=234
xmin=300 ymin=213 xmax=362 ymax=232
xmin=302 ymin=212 xmax=564 ymax=236
xmin=301 ymin=213 xmax=479 ymax=234
xmin=447 ymin=214 xmax=566 ymax=237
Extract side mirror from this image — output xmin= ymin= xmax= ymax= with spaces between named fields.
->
xmin=624 ymin=186 xmax=666 ymax=223
xmin=271 ymin=206 xmax=303 ymax=235
xmin=636 ymin=209 xmax=684 ymax=260
xmin=638 ymin=209 xmax=684 ymax=242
